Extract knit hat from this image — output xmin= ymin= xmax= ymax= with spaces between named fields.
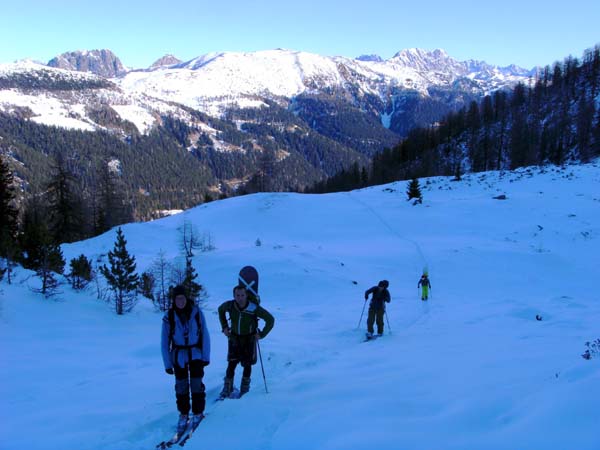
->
xmin=378 ymin=280 xmax=389 ymax=288
xmin=172 ymin=285 xmax=186 ymax=298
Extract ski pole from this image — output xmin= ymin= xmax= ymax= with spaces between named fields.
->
xmin=357 ymin=300 xmax=367 ymax=329
xmin=385 ymin=310 xmax=392 ymax=334
xmin=257 ymin=339 xmax=269 ymax=394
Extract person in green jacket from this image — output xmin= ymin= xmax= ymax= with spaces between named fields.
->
xmin=218 ymin=285 xmax=274 ymax=397
xmin=418 ymin=274 xmax=431 ymax=301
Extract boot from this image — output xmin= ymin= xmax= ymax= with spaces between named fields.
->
xmin=191 ymin=413 xmax=204 ymax=426
xmin=176 ymin=414 xmax=189 ymax=435
xmin=240 ymin=376 xmax=251 ymax=396
xmin=220 ymin=377 xmax=233 ymax=398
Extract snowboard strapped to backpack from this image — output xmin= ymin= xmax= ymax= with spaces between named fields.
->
xmin=238 ymin=265 xmax=260 ymax=304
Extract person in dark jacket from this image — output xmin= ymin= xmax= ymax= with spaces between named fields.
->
xmin=218 ymin=285 xmax=274 ymax=397
xmin=161 ymin=285 xmax=211 ymax=431
xmin=364 ymin=280 xmax=391 ymax=337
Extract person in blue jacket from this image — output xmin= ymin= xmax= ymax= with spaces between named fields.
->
xmin=161 ymin=285 xmax=211 ymax=430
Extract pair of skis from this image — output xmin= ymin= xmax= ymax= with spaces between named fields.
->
xmin=157 ymin=387 xmax=248 ymax=448
xmin=156 ymin=415 xmax=204 ymax=449
xmin=216 ymin=388 xmax=248 ymax=402
xmin=363 ymin=333 xmax=383 ymax=342
xmin=215 ymin=388 xmax=241 ymax=402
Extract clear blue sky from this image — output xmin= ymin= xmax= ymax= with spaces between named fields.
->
xmin=3 ymin=0 xmax=599 ymax=69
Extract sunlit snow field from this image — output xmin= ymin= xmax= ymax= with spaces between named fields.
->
xmin=1 ymin=162 xmax=599 ymax=450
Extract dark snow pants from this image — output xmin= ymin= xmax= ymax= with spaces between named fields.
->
xmin=174 ymin=359 xmax=206 ymax=415
xmin=225 ymin=334 xmax=256 ymax=379
xmin=367 ymin=307 xmax=385 ymax=334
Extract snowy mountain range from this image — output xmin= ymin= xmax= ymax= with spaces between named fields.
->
xmin=0 ymin=48 xmax=534 ymax=135
xmin=118 ymin=48 xmax=533 ymax=118
xmin=0 ymin=47 xmax=540 ymax=207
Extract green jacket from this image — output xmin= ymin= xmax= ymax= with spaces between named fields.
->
xmin=218 ymin=300 xmax=275 ymax=338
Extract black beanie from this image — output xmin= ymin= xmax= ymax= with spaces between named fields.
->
xmin=378 ymin=280 xmax=389 ymax=288
xmin=172 ymin=285 xmax=186 ymax=298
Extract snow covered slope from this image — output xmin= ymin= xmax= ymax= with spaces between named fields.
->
xmin=0 ymin=61 xmax=205 ymax=134
xmin=1 ymin=161 xmax=599 ymax=450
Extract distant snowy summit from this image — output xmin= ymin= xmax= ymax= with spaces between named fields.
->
xmin=47 ymin=49 xmax=127 ymax=78
xmin=388 ymin=48 xmax=532 ymax=80
xmin=356 ymin=54 xmax=384 ymax=62
xmin=149 ymin=54 xmax=183 ymax=70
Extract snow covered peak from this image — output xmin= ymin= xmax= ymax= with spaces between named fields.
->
xmin=356 ymin=54 xmax=384 ymax=62
xmin=0 ymin=59 xmax=110 ymax=83
xmin=47 ymin=49 xmax=126 ymax=78
xmin=391 ymin=48 xmax=464 ymax=73
xmin=149 ymin=54 xmax=182 ymax=69
xmin=120 ymin=49 xmax=346 ymax=115
xmin=0 ymin=59 xmax=47 ymax=74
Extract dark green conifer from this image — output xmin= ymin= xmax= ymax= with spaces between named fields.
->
xmin=100 ymin=227 xmax=139 ymax=314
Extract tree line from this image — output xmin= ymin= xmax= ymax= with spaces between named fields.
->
xmin=1 ymin=160 xmax=205 ymax=314
xmin=307 ymin=45 xmax=600 ymax=193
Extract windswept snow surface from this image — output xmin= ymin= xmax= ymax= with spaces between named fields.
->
xmin=2 ymin=162 xmax=600 ymax=450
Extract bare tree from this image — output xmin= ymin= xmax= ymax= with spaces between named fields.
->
xmin=170 ymin=256 xmax=187 ymax=287
xmin=150 ymin=250 xmax=173 ymax=311
xmin=179 ymin=219 xmax=201 ymax=257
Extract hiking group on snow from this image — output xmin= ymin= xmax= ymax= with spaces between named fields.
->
xmin=158 ymin=266 xmax=275 ymax=447
xmin=159 ymin=265 xmax=430 ymax=446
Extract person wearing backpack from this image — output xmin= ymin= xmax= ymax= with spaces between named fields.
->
xmin=218 ymin=285 xmax=274 ymax=398
xmin=364 ymin=280 xmax=391 ymax=338
xmin=161 ymin=285 xmax=211 ymax=433
xmin=418 ymin=274 xmax=432 ymax=300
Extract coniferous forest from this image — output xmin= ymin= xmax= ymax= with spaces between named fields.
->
xmin=308 ymin=46 xmax=600 ymax=193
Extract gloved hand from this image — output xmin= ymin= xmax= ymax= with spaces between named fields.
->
xmin=165 ymin=368 xmax=174 ymax=375
xmin=364 ymin=294 xmax=368 ymax=300
xmin=201 ymin=360 xmax=209 ymax=367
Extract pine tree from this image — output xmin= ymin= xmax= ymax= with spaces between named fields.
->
xmin=46 ymin=156 xmax=84 ymax=243
xmin=182 ymin=256 xmax=203 ymax=304
xmin=466 ymin=101 xmax=482 ymax=170
xmin=139 ymin=271 xmax=155 ymax=301
xmin=592 ymin=109 xmax=600 ymax=157
xmin=100 ymin=227 xmax=139 ymax=314
xmin=94 ymin=158 xmax=132 ymax=235
xmin=407 ymin=178 xmax=423 ymax=203
xmin=69 ymin=254 xmax=92 ymax=290
xmin=34 ymin=240 xmax=66 ymax=298
xmin=19 ymin=198 xmax=54 ymax=271
xmin=0 ymin=156 xmax=20 ymax=276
